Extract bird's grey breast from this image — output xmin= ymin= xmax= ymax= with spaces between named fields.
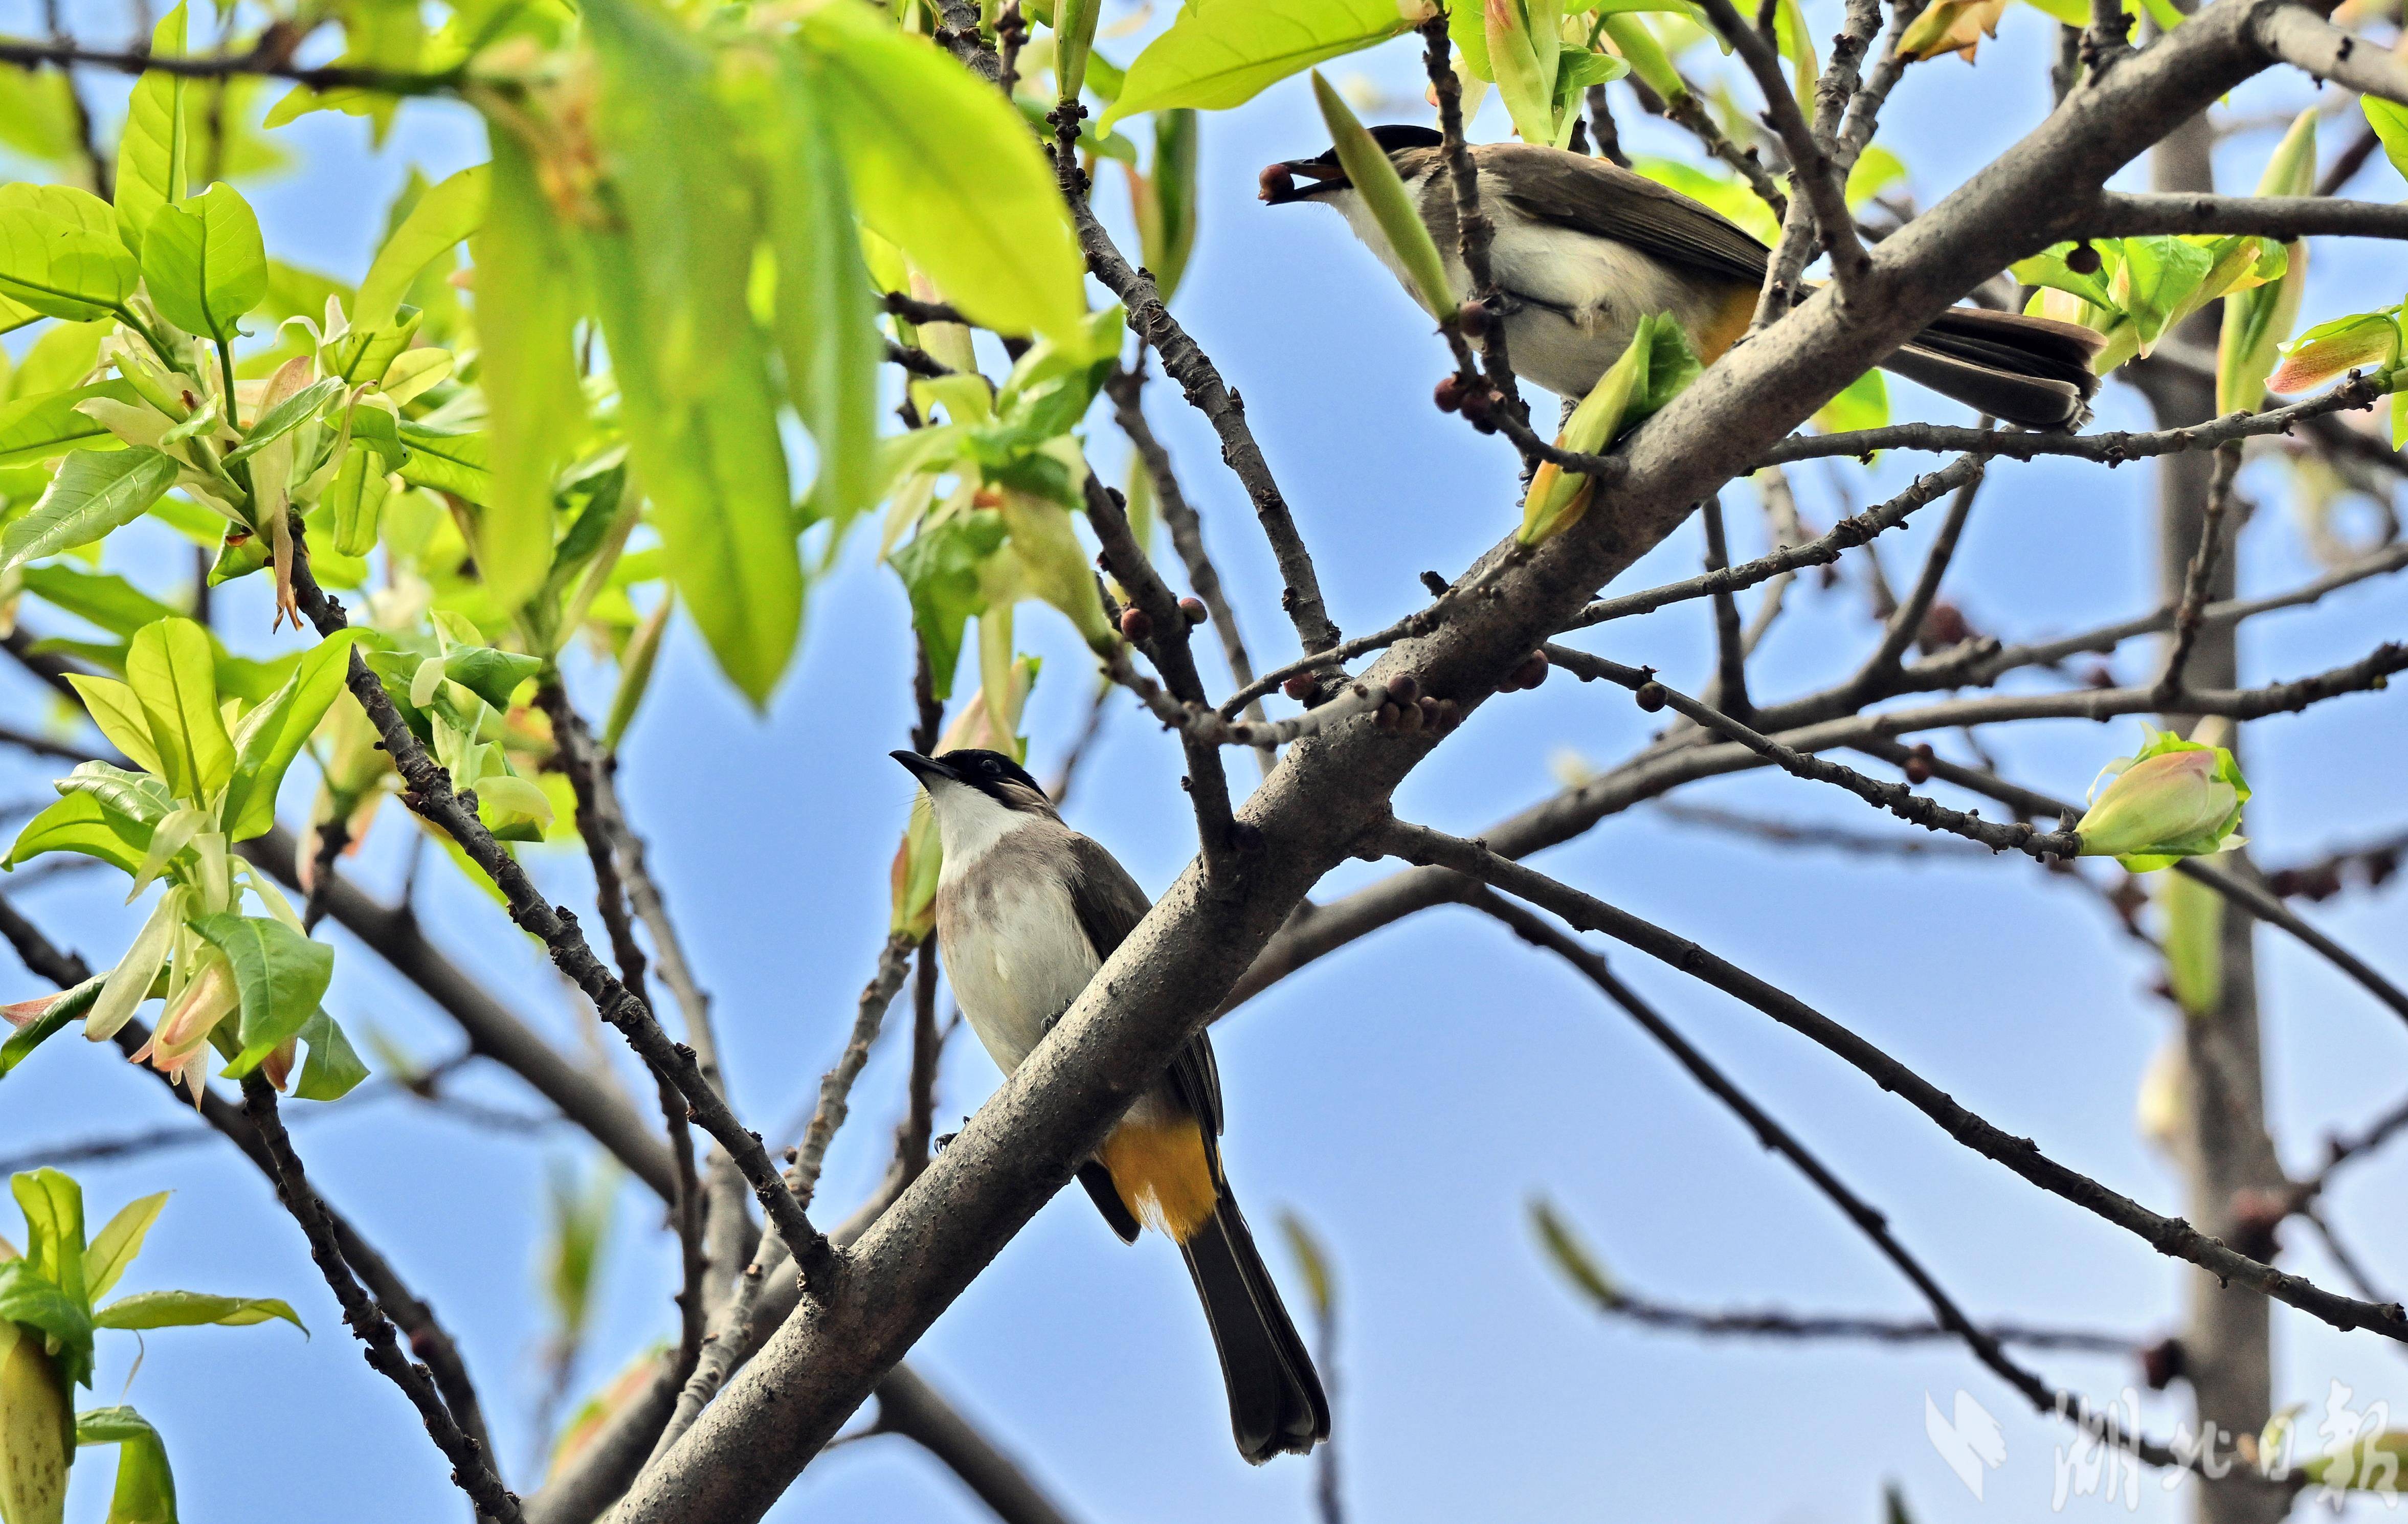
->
xmin=934 ymin=827 xmax=1100 ymax=1077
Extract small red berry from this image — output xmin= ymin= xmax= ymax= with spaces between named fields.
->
xmin=1118 ymin=606 xmax=1153 ymax=642
xmin=1282 ymin=674 xmax=1318 ymax=702
xmin=1387 ymin=672 xmax=1420 ymax=706
xmin=1904 ymin=742 xmax=1935 ymax=786
xmin=2065 ymin=241 xmax=2102 ymax=276
xmin=1634 ymin=682 xmax=1666 ymax=712
xmin=1434 ymin=374 xmax=1467 ymax=413
xmin=1179 ymin=597 xmax=1207 ymax=626
xmin=1258 ymin=164 xmax=1295 ymax=202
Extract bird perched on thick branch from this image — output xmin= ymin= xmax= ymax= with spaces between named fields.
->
xmin=1263 ymin=128 xmax=2104 ymax=431
xmin=893 ymin=747 xmax=1329 ymax=1464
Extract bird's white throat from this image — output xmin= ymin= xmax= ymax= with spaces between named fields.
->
xmin=927 ymin=781 xmax=1040 ymax=882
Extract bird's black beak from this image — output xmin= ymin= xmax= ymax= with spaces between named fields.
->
xmin=1259 ymin=156 xmax=1346 ymax=206
xmin=891 ymin=750 xmax=957 ymax=787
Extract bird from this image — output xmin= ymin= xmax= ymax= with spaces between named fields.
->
xmin=890 ymin=747 xmax=1329 ymax=1464
xmin=1260 ymin=127 xmax=2105 ymax=432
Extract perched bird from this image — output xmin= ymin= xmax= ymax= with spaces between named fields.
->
xmin=891 ymin=747 xmax=1329 ymax=1464
xmin=1261 ymin=127 xmax=2105 ymax=431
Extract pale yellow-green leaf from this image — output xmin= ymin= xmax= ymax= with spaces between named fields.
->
xmin=1105 ymin=0 xmax=1414 ymax=124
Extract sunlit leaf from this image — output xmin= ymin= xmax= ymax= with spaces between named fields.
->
xmin=124 ymin=618 xmax=231 ymax=804
xmin=0 ymin=449 xmax=180 ymax=570
xmin=469 ymin=127 xmax=580 ymax=616
xmin=141 ymin=183 xmax=269 ymax=343
xmin=186 ymin=914 xmax=331 ymax=1061
xmin=113 ymin=3 xmax=190 ymax=255
xmin=0 ymin=184 xmax=141 ymax=323
xmin=92 ymin=1289 xmax=305 ymax=1333
xmin=1105 ymin=0 xmax=1413 ymax=124
xmin=354 ymin=164 xmax=487 ymax=330
xmin=80 ymin=1194 xmax=168 ymax=1303
xmin=801 ymin=1 xmax=1087 ymax=340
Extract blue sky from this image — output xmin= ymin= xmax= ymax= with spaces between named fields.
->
xmin=4 ymin=3 xmax=2406 ymax=1521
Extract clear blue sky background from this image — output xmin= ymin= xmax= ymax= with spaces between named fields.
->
xmin=3 ymin=3 xmax=2405 ymax=1521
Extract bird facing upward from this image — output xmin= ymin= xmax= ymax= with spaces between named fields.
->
xmin=1261 ymin=127 xmax=2105 ymax=432
xmin=891 ymin=747 xmax=1329 ymax=1465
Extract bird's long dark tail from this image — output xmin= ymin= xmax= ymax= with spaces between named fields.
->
xmin=1179 ymin=1191 xmax=1330 ymax=1464
xmin=1880 ymin=307 xmax=2106 ymax=431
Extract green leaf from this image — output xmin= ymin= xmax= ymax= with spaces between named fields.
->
xmin=0 ymin=381 xmax=139 ymax=468
xmin=11 ymin=1168 xmax=87 ymax=1305
xmin=1105 ymin=0 xmax=1413 ymax=124
xmin=114 ymin=3 xmax=190 ymax=255
xmin=0 ymin=184 xmax=143 ymax=323
xmin=91 ymin=1289 xmax=305 ymax=1334
xmin=292 ymin=1009 xmax=368 ymax=1101
xmin=2012 ymin=242 xmax=2117 ymax=313
xmin=1814 ymin=367 xmax=1889 ymax=434
xmin=2367 ymin=96 xmax=2408 ymax=186
xmin=65 ymin=677 xmax=166 ymax=776
xmin=186 ymin=914 xmax=332 ymax=1058
xmin=2113 ymin=235 xmax=2217 ymax=355
xmin=221 ymin=377 xmax=343 ymax=465
xmin=354 ymin=164 xmax=487 ymax=330
xmin=54 ymin=762 xmax=179 ymax=832
xmin=8 ymin=320 xmax=113 ymax=403
xmin=0 ymin=449 xmax=181 ymax=570
xmin=140 ymin=184 xmax=267 ymax=343
xmin=221 ymin=632 xmax=356 ymax=842
xmin=755 ymin=72 xmax=881 ymax=536
xmin=80 ymin=1194 xmax=168 ymax=1303
xmin=74 ymin=1404 xmax=179 ymax=1524
xmin=800 ymin=1 xmax=1087 ymax=340
xmin=889 ymin=510 xmax=1006 ymax=699
xmin=5 ymin=791 xmax=153 ymax=874
xmin=1135 ymin=109 xmax=1200 ymax=303
xmin=394 ymin=422 xmax=493 ymax=501
xmin=0 ymin=1259 xmax=95 ymax=1387
xmin=1 ymin=978 xmax=102 ymax=1079
xmin=1312 ymin=72 xmax=1457 ymax=320
xmin=1529 ymin=1197 xmax=1620 ymax=1307
xmin=439 ymin=644 xmax=542 ymax=710
xmin=124 ymin=618 xmax=231 ymax=804
xmin=2270 ymin=309 xmax=2401 ymax=392
xmin=581 ymin=0 xmax=801 ymax=708
xmin=23 ymin=565 xmax=181 ymax=638
xmin=469 ymin=127 xmax=579 ymax=616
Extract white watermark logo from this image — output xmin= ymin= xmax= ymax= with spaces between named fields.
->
xmin=1924 ymin=1378 xmax=2403 ymax=1511
xmin=1927 ymin=1389 xmax=2008 ymax=1500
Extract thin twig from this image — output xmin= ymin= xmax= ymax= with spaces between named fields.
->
xmin=1378 ymin=821 xmax=2408 ymax=1346
xmin=285 ymin=549 xmax=834 ymax=1294
xmin=2155 ymin=440 xmax=2244 ymax=700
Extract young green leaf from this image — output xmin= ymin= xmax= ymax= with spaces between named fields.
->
xmin=1312 ymin=72 xmax=1456 ymax=322
xmin=0 ymin=184 xmax=143 ymax=323
xmin=394 ymin=421 xmax=492 ymax=501
xmin=1134 ymin=110 xmax=1199 ymax=304
xmin=92 ymin=1290 xmax=305 ymax=1333
xmin=221 ymin=377 xmax=343 ymax=465
xmin=353 ymin=164 xmax=488 ymax=330
xmin=10 ymin=1169 xmax=87 ymax=1304
xmin=889 ymin=511 xmax=1007 ymax=700
xmin=221 ymin=632 xmax=357 ymax=842
xmin=4 ymin=793 xmax=155 ymax=877
xmin=0 ymin=978 xmax=102 ymax=1079
xmin=469 ymin=127 xmax=581 ymax=616
xmin=73 ymin=1404 xmax=179 ymax=1524
xmin=2270 ymin=309 xmax=2402 ymax=392
xmin=800 ymin=0 xmax=1087 ymax=340
xmin=440 ymin=645 xmax=542 ymax=710
xmin=1105 ymin=0 xmax=1415 ymax=124
xmin=79 ymin=1194 xmax=168 ymax=1303
xmin=582 ymin=0 xmax=801 ymax=707
xmin=601 ymin=596 xmax=671 ymax=752
xmin=1055 ymin=0 xmax=1104 ymax=105
xmin=0 ymin=380 xmax=138 ymax=469
xmin=124 ymin=618 xmax=232 ymax=805
xmin=65 ymin=677 xmax=166 ymax=777
xmin=140 ymin=183 xmax=269 ymax=343
xmin=756 ymin=71 xmax=882 ymax=536
xmin=0 ymin=449 xmax=181 ymax=570
xmin=186 ymin=914 xmax=332 ymax=1058
xmin=292 ymin=1009 xmax=368 ymax=1101
xmin=113 ymin=3 xmax=190 ymax=255
xmin=2365 ymin=95 xmax=2408 ymax=184
xmin=2218 ymin=110 xmax=2316 ymax=414
xmin=23 ymin=565 xmax=180 ymax=638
